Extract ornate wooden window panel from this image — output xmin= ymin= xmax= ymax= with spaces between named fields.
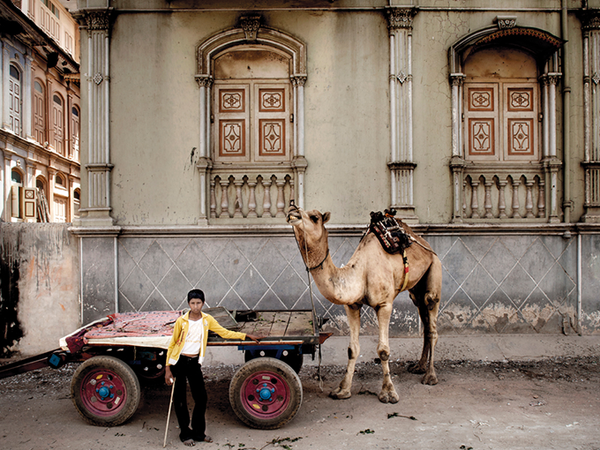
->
xmin=464 ymin=82 xmax=538 ymax=162
xmin=214 ymin=82 xmax=290 ymax=163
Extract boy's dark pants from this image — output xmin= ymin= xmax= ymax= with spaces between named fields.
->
xmin=171 ymin=355 xmax=207 ymax=441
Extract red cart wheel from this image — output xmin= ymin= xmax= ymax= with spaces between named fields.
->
xmin=229 ymin=357 xmax=302 ymax=429
xmin=71 ymin=355 xmax=141 ymax=426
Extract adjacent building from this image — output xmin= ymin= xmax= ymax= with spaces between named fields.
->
xmin=1 ymin=0 xmax=81 ymax=223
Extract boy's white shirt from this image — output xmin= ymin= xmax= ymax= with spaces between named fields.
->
xmin=180 ymin=317 xmax=204 ymax=357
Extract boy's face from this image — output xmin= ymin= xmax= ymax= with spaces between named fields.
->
xmin=189 ymin=298 xmax=204 ymax=314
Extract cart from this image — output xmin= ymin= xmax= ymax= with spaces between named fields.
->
xmin=0 ymin=308 xmax=331 ymax=430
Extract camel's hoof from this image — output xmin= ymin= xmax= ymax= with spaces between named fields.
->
xmin=329 ymin=389 xmax=352 ymax=400
xmin=407 ymin=363 xmax=426 ymax=375
xmin=421 ymin=373 xmax=438 ymax=385
xmin=378 ymin=390 xmax=400 ymax=404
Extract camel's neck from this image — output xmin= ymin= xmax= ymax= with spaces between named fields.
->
xmin=306 ymin=253 xmax=364 ymax=306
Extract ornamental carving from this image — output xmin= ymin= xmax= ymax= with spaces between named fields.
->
xmin=240 ymin=16 xmax=261 ymax=40
xmin=291 ymin=76 xmax=307 ymax=87
xmin=496 ymin=16 xmax=517 ymax=29
xmin=387 ymin=8 xmax=417 ymax=31
xmin=580 ymin=11 xmax=600 ymax=31
xmin=195 ymin=76 xmax=214 ymax=88
xmin=81 ymin=10 xmax=112 ymax=31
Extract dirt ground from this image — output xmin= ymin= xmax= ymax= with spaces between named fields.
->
xmin=1 ymin=357 xmax=599 ymax=450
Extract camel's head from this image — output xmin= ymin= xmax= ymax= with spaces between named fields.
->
xmin=286 ymin=202 xmax=331 ymax=267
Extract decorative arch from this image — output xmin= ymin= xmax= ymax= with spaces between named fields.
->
xmin=449 ymin=24 xmax=563 ymax=74
xmin=194 ymin=17 xmax=308 ymax=224
xmin=196 ymin=19 xmax=307 ymax=78
xmin=448 ymin=19 xmax=564 ymax=224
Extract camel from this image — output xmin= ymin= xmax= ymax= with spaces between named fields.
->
xmin=286 ymin=203 xmax=442 ymax=404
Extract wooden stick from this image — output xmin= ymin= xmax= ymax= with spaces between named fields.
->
xmin=163 ymin=378 xmax=176 ymax=448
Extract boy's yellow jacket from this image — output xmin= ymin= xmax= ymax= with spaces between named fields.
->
xmin=166 ymin=311 xmax=246 ymax=365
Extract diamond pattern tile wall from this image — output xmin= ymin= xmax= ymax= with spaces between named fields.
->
xmin=116 ymin=233 xmax=578 ymax=336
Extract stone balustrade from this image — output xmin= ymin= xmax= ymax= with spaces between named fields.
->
xmin=209 ymin=170 xmax=295 ymax=220
xmin=462 ymin=167 xmax=546 ymax=220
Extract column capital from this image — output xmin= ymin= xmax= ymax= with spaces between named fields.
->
xmin=386 ymin=7 xmax=418 ymax=31
xmin=450 ymin=73 xmax=466 ymax=87
xmin=76 ymin=8 xmax=114 ymax=32
xmin=579 ymin=10 xmax=600 ymax=31
xmin=291 ymin=75 xmax=307 ymax=87
xmin=195 ymin=76 xmax=213 ymax=88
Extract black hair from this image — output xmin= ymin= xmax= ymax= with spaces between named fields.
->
xmin=187 ymin=289 xmax=205 ymax=303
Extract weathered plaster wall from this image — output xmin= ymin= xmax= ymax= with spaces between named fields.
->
xmin=0 ymin=224 xmax=80 ymax=357
xmin=107 ymin=10 xmax=391 ymax=226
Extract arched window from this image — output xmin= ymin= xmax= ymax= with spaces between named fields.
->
xmin=55 ymin=172 xmax=67 ymax=189
xmin=71 ymin=105 xmax=80 ymax=160
xmin=73 ymin=188 xmax=81 ymax=218
xmin=196 ymin=17 xmax=307 ymax=222
xmin=33 ymin=80 xmax=46 ymax=144
xmin=11 ymin=169 xmax=23 ymax=219
xmin=9 ymin=65 xmax=22 ymax=136
xmin=36 ymin=177 xmax=50 ymax=222
xmin=53 ymin=93 xmax=65 ymax=155
xmin=449 ymin=23 xmax=563 ymax=223
xmin=53 ymin=172 xmax=67 ymax=223
xmin=463 ymin=47 xmax=539 ymax=163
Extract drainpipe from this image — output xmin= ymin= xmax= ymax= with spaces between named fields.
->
xmin=562 ymin=0 xmax=572 ymax=223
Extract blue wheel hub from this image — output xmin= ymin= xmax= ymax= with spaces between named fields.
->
xmin=257 ymin=383 xmax=275 ymax=401
xmin=96 ymin=381 xmax=115 ymax=400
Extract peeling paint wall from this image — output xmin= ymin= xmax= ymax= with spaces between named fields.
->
xmin=0 ymin=223 xmax=80 ymax=357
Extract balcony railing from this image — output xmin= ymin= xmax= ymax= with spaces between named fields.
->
xmin=459 ymin=164 xmax=548 ymax=221
xmin=209 ymin=170 xmax=295 ymax=221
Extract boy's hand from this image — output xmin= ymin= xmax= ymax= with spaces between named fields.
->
xmin=245 ymin=334 xmax=262 ymax=343
xmin=164 ymin=367 xmax=174 ymax=386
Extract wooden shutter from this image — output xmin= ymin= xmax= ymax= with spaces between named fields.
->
xmin=23 ymin=188 xmax=37 ymax=220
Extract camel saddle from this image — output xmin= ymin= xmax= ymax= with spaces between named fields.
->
xmin=369 ymin=209 xmax=413 ymax=255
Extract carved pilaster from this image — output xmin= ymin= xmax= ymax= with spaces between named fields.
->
xmin=387 ymin=8 xmax=418 ymax=222
xmin=74 ymin=8 xmax=115 ymax=227
xmin=450 ymin=156 xmax=466 ymax=223
xmin=580 ymin=10 xmax=600 ymax=221
xmin=543 ymin=157 xmax=563 ymax=223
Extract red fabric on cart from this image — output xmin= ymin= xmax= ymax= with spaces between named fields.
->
xmin=83 ymin=311 xmax=182 ymax=338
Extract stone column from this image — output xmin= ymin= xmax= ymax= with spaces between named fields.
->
xmin=23 ymin=54 xmax=33 ymax=140
xmin=75 ymin=8 xmax=115 ymax=227
xmin=581 ymin=11 xmax=600 ymax=222
xmin=2 ymin=153 xmax=11 ymax=222
xmin=449 ymin=74 xmax=466 ymax=223
xmin=47 ymin=166 xmax=56 ymax=222
xmin=2 ymin=40 xmax=10 ymax=130
xmin=541 ymin=72 xmax=562 ymax=223
xmin=291 ymin=75 xmax=307 ymax=209
xmin=195 ymin=76 xmax=213 ymax=225
xmin=387 ymin=7 xmax=418 ymax=222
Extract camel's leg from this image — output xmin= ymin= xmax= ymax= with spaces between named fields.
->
xmin=330 ymin=304 xmax=361 ymax=400
xmin=408 ymin=258 xmax=441 ymax=385
xmin=411 ymin=298 xmax=439 ymax=385
xmin=374 ymin=303 xmax=399 ymax=404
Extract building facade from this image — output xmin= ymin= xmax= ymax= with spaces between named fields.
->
xmin=71 ymin=0 xmax=600 ymax=336
xmin=1 ymin=0 xmax=81 ymax=223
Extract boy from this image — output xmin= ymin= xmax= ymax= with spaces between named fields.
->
xmin=165 ymin=289 xmax=260 ymax=446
